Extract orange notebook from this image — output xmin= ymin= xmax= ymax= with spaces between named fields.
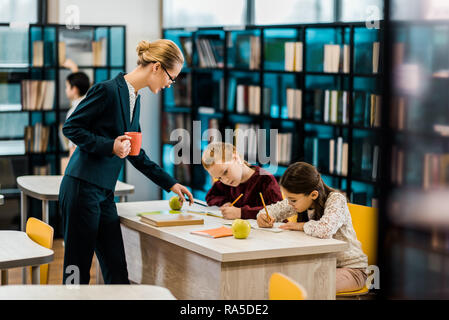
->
xmin=190 ymin=226 xmax=233 ymax=238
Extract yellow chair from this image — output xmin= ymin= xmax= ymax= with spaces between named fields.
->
xmin=336 ymin=203 xmax=378 ymax=297
xmin=26 ymin=217 xmax=54 ymax=284
xmin=269 ymin=272 xmax=307 ymax=300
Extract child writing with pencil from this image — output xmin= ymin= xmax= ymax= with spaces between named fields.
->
xmin=202 ymin=142 xmax=283 ymax=220
xmin=256 ymin=162 xmax=368 ymax=293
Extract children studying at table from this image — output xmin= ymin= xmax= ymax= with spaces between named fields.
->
xmin=202 ymin=142 xmax=283 ymax=220
xmin=256 ymin=161 xmax=368 ymax=293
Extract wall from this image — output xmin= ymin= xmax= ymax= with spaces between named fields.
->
xmin=51 ymin=0 xmax=164 ymax=201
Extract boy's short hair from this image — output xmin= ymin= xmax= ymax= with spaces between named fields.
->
xmin=66 ymin=72 xmax=90 ymax=96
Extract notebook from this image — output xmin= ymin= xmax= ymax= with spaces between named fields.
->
xmin=184 ymin=200 xmax=223 ymax=218
xmin=190 ymin=226 xmax=233 ymax=238
xmin=139 ymin=212 xmax=204 ymax=227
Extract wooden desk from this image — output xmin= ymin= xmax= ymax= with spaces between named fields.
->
xmin=118 ymin=201 xmax=348 ymax=300
xmin=16 ymin=175 xmax=134 ymax=284
xmin=0 ymin=231 xmax=54 ymax=285
xmin=0 ymin=284 xmax=176 ymax=300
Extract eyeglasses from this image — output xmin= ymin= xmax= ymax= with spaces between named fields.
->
xmin=160 ymin=63 xmax=176 ymax=84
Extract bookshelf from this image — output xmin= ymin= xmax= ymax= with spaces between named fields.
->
xmin=379 ymin=15 xmax=449 ymax=299
xmin=161 ymin=21 xmax=384 ymax=206
xmin=0 ymin=23 xmax=126 ymax=232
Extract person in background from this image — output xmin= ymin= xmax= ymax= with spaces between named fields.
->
xmin=63 ymin=58 xmax=91 ymax=157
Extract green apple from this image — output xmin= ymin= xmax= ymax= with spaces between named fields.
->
xmin=232 ymin=219 xmax=251 ymax=239
xmin=169 ymin=196 xmax=182 ymax=210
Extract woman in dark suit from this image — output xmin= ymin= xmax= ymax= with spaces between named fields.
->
xmin=60 ymin=39 xmax=193 ymax=284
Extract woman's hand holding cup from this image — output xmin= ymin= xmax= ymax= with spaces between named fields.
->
xmin=113 ymin=135 xmax=131 ymax=158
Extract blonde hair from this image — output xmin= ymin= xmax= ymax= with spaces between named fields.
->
xmin=202 ymin=142 xmax=250 ymax=169
xmin=136 ymin=39 xmax=184 ymax=69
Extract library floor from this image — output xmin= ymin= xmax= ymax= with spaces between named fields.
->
xmin=5 ymin=239 xmax=369 ymax=299
xmin=6 ymin=239 xmax=98 ymax=285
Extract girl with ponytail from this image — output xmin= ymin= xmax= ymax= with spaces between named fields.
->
xmin=256 ymin=161 xmax=369 ymax=293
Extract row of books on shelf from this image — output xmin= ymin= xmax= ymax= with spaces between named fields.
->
xmin=173 ymin=74 xmax=192 ymax=106
xmin=307 ymin=89 xmax=381 ymax=127
xmin=32 ymin=41 xmax=65 ymax=66
xmin=306 ymin=137 xmax=349 ymax=176
xmin=276 ymin=133 xmax=293 ymax=165
xmin=195 ymin=38 xmax=224 ymax=68
xmin=390 ymin=148 xmax=449 ymax=189
xmin=323 ymin=44 xmax=350 ymax=73
xmin=390 ymin=96 xmax=406 ymax=130
xmin=423 ymin=153 xmax=449 ymax=190
xmin=21 ymin=80 xmax=55 ymax=111
xmin=284 ymin=42 xmax=303 ymax=72
xmin=286 ymin=88 xmax=302 ymax=120
xmin=305 ymin=136 xmax=380 ymax=180
xmin=161 ymin=113 xmax=192 ymax=144
xmin=24 ymin=123 xmax=50 ymax=153
xmin=177 ymin=35 xmax=379 ymax=73
xmin=234 ymin=123 xmax=260 ymax=162
xmin=171 ymin=80 xmax=380 ymax=126
xmin=33 ymin=164 xmax=51 ymax=175
xmin=235 ymin=84 xmax=262 ymax=115
xmin=32 ymin=39 xmax=107 ymax=67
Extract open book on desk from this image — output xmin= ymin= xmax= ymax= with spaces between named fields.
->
xmin=182 ymin=199 xmax=223 ymax=218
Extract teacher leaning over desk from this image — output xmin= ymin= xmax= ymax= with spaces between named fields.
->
xmin=60 ymin=39 xmax=193 ymax=285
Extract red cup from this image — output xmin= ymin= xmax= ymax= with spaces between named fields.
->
xmin=125 ymin=132 xmax=142 ymax=156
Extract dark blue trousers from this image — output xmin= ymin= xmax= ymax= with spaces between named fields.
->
xmin=59 ymin=175 xmax=129 ymax=284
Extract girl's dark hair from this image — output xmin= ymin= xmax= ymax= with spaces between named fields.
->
xmin=66 ymin=72 xmax=90 ymax=96
xmin=280 ymin=162 xmax=337 ymax=220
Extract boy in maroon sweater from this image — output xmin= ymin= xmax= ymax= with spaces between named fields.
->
xmin=202 ymin=142 xmax=283 ymax=219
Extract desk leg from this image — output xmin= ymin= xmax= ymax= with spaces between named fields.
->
xmin=21 ymin=192 xmax=28 ymax=284
xmin=1 ymin=270 xmax=8 ymax=285
xmin=95 ymin=254 xmax=104 ymax=284
xmin=31 ymin=266 xmax=40 ymax=284
xmin=20 ymin=191 xmax=27 ymax=231
xmin=42 ymin=200 xmax=49 ymax=224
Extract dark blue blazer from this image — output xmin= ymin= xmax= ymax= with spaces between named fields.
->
xmin=63 ymin=72 xmax=177 ymax=191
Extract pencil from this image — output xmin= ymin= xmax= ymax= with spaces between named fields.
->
xmin=259 ymin=192 xmax=271 ymax=221
xmin=230 ymin=193 xmax=243 ymax=207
